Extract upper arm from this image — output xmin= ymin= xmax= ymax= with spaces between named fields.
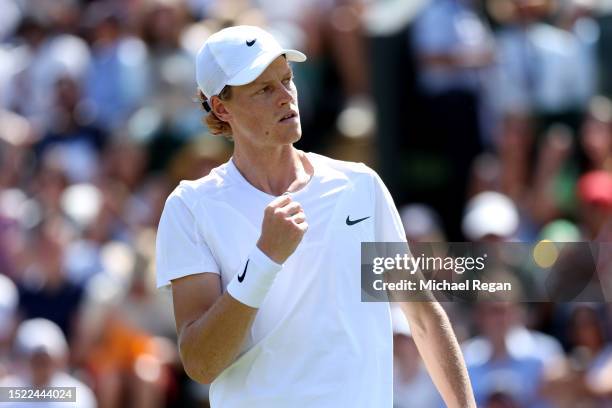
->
xmin=370 ymin=170 xmax=406 ymax=242
xmin=156 ymin=191 xmax=220 ymax=288
xmin=171 ymin=272 xmax=222 ymax=339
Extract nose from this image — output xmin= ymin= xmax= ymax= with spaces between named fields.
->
xmin=276 ymin=82 xmax=293 ymax=107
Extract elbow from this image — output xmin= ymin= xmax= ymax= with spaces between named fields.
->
xmin=185 ymin=366 xmax=216 ymax=385
xmin=181 ymin=355 xmax=219 ymax=384
xmin=179 ymin=339 xmax=220 ymax=384
xmin=403 ymin=302 xmax=448 ymax=337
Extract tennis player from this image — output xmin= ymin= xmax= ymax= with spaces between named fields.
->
xmin=156 ymin=25 xmax=475 ymax=407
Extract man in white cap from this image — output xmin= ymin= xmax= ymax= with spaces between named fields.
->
xmin=156 ymin=25 xmax=475 ymax=407
xmin=0 ymin=318 xmax=96 ymax=408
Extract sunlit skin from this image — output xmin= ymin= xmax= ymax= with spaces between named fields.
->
xmin=212 ymin=56 xmax=301 ymax=147
xmin=209 ymin=56 xmax=311 ymax=196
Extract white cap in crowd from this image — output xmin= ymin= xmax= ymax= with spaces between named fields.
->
xmin=196 ymin=25 xmax=306 ymax=98
xmin=462 ymin=191 xmax=519 ymax=241
xmin=15 ymin=318 xmax=68 ymax=359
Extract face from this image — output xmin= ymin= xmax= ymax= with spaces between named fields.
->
xmin=214 ymin=56 xmax=301 ymax=148
xmin=29 ymin=352 xmax=56 ymax=386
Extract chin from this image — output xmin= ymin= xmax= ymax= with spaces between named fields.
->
xmin=279 ymin=129 xmax=302 ymax=145
xmin=290 ymin=131 xmax=302 ymax=144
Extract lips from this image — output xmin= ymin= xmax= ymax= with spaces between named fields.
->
xmin=279 ymin=111 xmax=298 ymax=122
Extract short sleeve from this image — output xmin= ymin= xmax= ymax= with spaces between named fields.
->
xmin=156 ymin=192 xmax=220 ymax=288
xmin=371 ymin=170 xmax=407 ymax=243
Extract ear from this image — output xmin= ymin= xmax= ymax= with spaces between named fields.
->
xmin=211 ymin=96 xmax=231 ymax=122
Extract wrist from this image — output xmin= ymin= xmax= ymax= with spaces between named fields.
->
xmin=226 ymin=246 xmax=283 ymax=308
xmin=256 ymin=240 xmax=285 ymax=264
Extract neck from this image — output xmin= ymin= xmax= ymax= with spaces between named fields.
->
xmin=232 ymin=144 xmax=313 ymax=196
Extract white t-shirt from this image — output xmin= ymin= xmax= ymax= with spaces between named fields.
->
xmin=156 ymin=152 xmax=407 ymax=407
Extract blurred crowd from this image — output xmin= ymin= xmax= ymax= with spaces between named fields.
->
xmin=0 ymin=0 xmax=611 ymax=406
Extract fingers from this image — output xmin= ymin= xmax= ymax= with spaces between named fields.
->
xmin=268 ymin=194 xmax=292 ymax=209
xmin=279 ymin=201 xmax=302 ymax=217
xmin=291 ymin=211 xmax=306 ymax=224
xmin=266 ymin=195 xmax=307 ymax=227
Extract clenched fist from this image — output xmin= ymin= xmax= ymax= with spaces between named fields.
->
xmin=257 ymin=194 xmax=308 ymax=264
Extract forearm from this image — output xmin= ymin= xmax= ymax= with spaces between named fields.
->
xmin=179 ymin=292 xmax=257 ymax=384
xmin=401 ymin=302 xmax=475 ymax=408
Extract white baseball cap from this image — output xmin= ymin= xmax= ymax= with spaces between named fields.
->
xmin=462 ymin=191 xmax=519 ymax=241
xmin=196 ymin=25 xmax=307 ymax=98
xmin=15 ymin=318 xmax=68 ymax=359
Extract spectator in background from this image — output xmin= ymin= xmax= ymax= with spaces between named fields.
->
xmin=0 ymin=109 xmax=34 ymax=191
xmin=4 ymin=17 xmax=90 ymax=135
xmin=495 ymin=0 xmax=595 ymax=119
xmin=0 ymin=111 xmax=33 ymax=278
xmin=464 ymin=301 xmax=564 ymax=368
xmin=412 ymin=0 xmax=496 ymax=138
xmin=72 ymin=250 xmax=175 ymax=408
xmin=101 ymin=139 xmax=149 ymax=193
xmin=82 ymin=2 xmax=148 ymax=133
xmin=527 ymin=124 xmax=575 ymax=226
xmin=411 ymin=0 xmax=494 ymax=238
xmin=30 ymin=155 xmax=70 ymax=217
xmin=0 ymin=318 xmax=96 ymax=408
xmin=17 ymin=218 xmax=83 ymax=342
xmin=493 ymin=0 xmax=599 ymax=226
xmin=464 ymin=301 xmax=561 ymax=408
xmin=61 ymin=183 xmax=114 ymax=286
xmin=138 ymin=0 xmax=201 ymax=145
xmin=35 ymin=76 xmax=105 ymax=184
xmin=581 ymin=95 xmax=612 ymax=172
xmin=557 ymin=0 xmax=601 ymax=103
xmin=542 ymin=304 xmax=611 ymax=407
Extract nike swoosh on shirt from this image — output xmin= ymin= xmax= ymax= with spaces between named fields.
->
xmin=237 ymin=260 xmax=249 ymax=282
xmin=346 ymin=216 xmax=370 ymax=226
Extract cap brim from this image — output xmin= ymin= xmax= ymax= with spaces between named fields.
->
xmin=226 ymin=49 xmax=307 ymax=87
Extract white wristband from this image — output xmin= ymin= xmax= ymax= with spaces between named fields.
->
xmin=226 ymin=246 xmax=283 ymax=308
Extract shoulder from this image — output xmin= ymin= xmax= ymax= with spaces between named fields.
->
xmin=531 ymin=23 xmax=577 ymax=52
xmin=309 ymin=152 xmax=375 ymax=179
xmin=164 ymin=161 xmax=234 ymax=212
xmin=308 ymin=153 xmax=388 ymax=197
